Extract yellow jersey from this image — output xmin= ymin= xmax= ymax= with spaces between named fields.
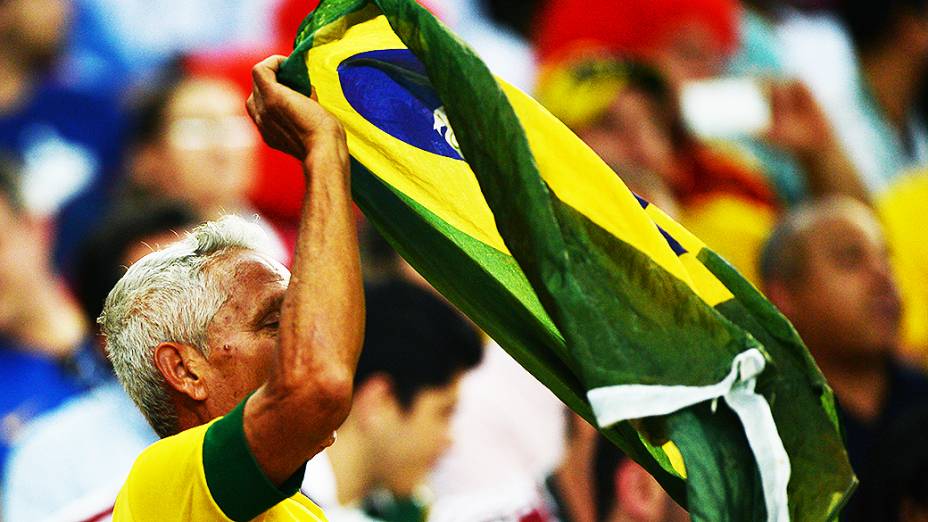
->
xmin=113 ymin=398 xmax=327 ymax=521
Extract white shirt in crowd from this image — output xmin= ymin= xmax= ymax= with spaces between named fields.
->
xmin=302 ymin=450 xmax=379 ymax=522
xmin=2 ymin=379 xmax=157 ymax=522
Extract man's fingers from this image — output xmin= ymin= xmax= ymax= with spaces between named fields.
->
xmin=769 ymin=83 xmax=789 ymax=117
xmin=251 ymin=55 xmax=289 ymax=94
xmin=245 ymin=94 xmax=257 ymax=123
xmin=252 ymin=106 xmax=307 ymax=158
xmin=790 ymin=81 xmax=816 ymax=110
xmin=247 ymin=54 xmax=344 ymax=159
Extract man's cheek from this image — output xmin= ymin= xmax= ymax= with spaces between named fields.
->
xmin=252 ymin=344 xmax=278 ymax=381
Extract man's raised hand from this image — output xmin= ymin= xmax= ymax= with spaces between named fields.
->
xmin=246 ymin=55 xmax=347 ymax=162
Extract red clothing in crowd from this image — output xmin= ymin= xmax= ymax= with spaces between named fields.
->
xmin=534 ymin=0 xmax=739 ymax=62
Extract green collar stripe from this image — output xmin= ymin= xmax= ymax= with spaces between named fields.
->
xmin=203 ymin=398 xmax=307 ymax=521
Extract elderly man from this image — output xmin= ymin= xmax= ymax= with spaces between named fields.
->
xmin=99 ymin=55 xmax=363 ymax=521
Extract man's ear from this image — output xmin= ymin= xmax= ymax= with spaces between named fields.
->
xmin=154 ymin=342 xmax=209 ymax=402
xmin=764 ymin=280 xmax=796 ymax=318
xmin=352 ymin=374 xmax=397 ymax=429
xmin=615 ymin=459 xmax=665 ymax=521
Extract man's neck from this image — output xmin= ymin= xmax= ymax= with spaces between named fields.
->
xmin=817 ymin=353 xmax=890 ymax=423
xmin=861 ymin=46 xmax=926 ymax=134
xmin=552 ymin=423 xmax=599 ymax=522
xmin=326 ymin=425 xmax=377 ymax=507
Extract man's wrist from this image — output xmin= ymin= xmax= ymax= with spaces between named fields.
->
xmin=797 ymin=137 xmax=839 ymax=168
xmin=302 ymin=133 xmax=351 ymax=183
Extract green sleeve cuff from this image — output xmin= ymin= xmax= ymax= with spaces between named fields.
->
xmin=203 ymin=397 xmax=307 ymax=521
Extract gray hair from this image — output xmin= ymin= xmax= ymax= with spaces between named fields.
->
xmin=99 ymin=215 xmax=275 ymax=438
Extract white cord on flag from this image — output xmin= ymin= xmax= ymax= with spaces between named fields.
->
xmin=586 ymin=348 xmax=790 ymax=522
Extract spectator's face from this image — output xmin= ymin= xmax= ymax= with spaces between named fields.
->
xmin=378 ymin=377 xmax=462 ymax=496
xmin=899 ymin=8 xmax=928 ymax=59
xmin=613 ymin=460 xmax=690 ymax=522
xmin=148 ymin=79 xmax=258 ymax=216
xmin=575 ymin=88 xmax=677 ymax=185
xmin=782 ymin=208 xmax=901 ymax=360
xmin=200 ymin=250 xmax=290 ymax=411
xmin=0 ymin=0 xmax=71 ymax=67
xmin=650 ymin=21 xmax=726 ymax=91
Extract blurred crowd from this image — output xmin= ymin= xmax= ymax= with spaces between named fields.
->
xmin=1 ymin=0 xmax=927 ymax=521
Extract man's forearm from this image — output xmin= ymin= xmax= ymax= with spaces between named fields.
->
xmin=242 ymin=55 xmax=365 ymax=486
xmin=272 ymin=129 xmax=363 ymax=426
xmin=256 ymin=128 xmax=364 ymax=442
xmin=799 ymin=140 xmax=872 ymax=206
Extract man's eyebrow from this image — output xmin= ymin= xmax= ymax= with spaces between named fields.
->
xmin=254 ymin=293 xmax=285 ymax=323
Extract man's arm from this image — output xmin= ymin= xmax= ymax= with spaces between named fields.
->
xmin=242 ymin=55 xmax=364 ymax=485
xmin=766 ymin=80 xmax=872 ymax=205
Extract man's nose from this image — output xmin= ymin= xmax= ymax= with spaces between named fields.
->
xmin=868 ymin=254 xmax=898 ymax=294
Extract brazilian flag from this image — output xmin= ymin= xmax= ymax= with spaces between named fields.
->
xmin=278 ymin=1 xmax=855 ymax=520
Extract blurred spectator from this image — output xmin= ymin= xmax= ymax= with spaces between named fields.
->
xmin=359 ymin=223 xmax=565 ymax=505
xmin=878 ymin=170 xmax=928 ymax=366
xmin=536 ymin=60 xmax=680 ymax=214
xmin=759 ymin=196 xmax=928 ymax=516
xmin=184 ymin=52 xmax=307 ymax=241
xmin=590 ymin=436 xmax=688 ymax=522
xmin=0 ymin=158 xmax=85 ymax=483
xmin=804 ymin=0 xmax=928 ymax=193
xmin=536 ymin=56 xmax=776 ymax=283
xmin=301 ymin=279 xmax=483 ymax=521
xmin=0 ymin=0 xmax=126 ymax=269
xmin=120 ymin=67 xmax=289 ymax=263
xmin=543 ymin=413 xmax=600 ymax=522
xmin=534 ymin=0 xmax=870 ymax=281
xmin=594 ymin=437 xmax=690 ymax=522
xmin=355 ymin=226 xmax=566 ymax=522
xmin=850 ymin=407 xmax=928 ymax=522
xmin=729 ymin=1 xmax=866 ymax=206
xmin=356 ymin=225 xmax=566 ymax=515
xmin=2 ymin=200 xmax=198 ymax=522
xmin=428 ymin=341 xmax=566 ymax=505
xmin=541 ymin=421 xmax=688 ymax=522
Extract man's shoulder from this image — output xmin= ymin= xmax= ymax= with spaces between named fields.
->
xmin=118 ymin=419 xmax=328 ymax=522
xmin=128 ymin=421 xmax=214 ymax=477
xmin=115 ymin=422 xmax=217 ymax=520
